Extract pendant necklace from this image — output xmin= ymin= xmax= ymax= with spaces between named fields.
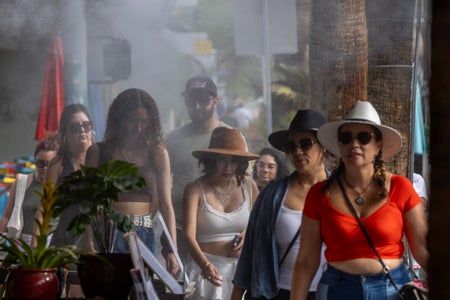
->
xmin=210 ymin=178 xmax=232 ymax=206
xmin=342 ymin=175 xmax=374 ymax=206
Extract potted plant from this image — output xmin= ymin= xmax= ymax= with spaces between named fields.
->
xmin=52 ymin=160 xmax=146 ymax=300
xmin=0 ymin=181 xmax=80 ymax=300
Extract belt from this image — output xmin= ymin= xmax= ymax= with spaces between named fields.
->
xmin=129 ymin=214 xmax=153 ymax=228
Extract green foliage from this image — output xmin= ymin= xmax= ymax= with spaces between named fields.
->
xmin=53 ymin=160 xmax=146 ymax=253
xmin=271 ymin=63 xmax=311 ymax=131
xmin=0 ymin=181 xmax=80 ymax=269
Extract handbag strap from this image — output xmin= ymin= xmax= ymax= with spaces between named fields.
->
xmin=279 ymin=224 xmax=301 ymax=266
xmin=336 ymin=176 xmax=400 ymax=291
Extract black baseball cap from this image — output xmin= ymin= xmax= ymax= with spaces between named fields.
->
xmin=182 ymin=76 xmax=217 ymax=97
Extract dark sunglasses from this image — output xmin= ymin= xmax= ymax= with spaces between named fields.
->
xmin=338 ymin=131 xmax=375 ymax=145
xmin=68 ymin=121 xmax=93 ymax=133
xmin=35 ymin=159 xmax=50 ymax=169
xmin=184 ymin=95 xmax=214 ymax=108
xmin=284 ymin=138 xmax=317 ymax=153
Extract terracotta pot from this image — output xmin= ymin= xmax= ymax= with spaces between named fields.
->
xmin=77 ymin=253 xmax=133 ymax=300
xmin=5 ymin=268 xmax=59 ymax=300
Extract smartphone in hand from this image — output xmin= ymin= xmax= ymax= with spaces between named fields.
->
xmin=232 ymin=235 xmax=241 ymax=248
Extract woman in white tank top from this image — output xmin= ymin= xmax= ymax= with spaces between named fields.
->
xmin=183 ymin=127 xmax=260 ymax=300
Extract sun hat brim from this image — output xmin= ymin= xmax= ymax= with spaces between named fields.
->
xmin=268 ymin=109 xmax=325 ymax=151
xmin=317 ymin=119 xmax=402 ymax=159
xmin=268 ymin=131 xmax=290 ymax=151
xmin=192 ymin=148 xmax=260 ymax=160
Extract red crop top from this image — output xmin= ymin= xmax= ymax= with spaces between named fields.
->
xmin=304 ymin=175 xmax=421 ymax=262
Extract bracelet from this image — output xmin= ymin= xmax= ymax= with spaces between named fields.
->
xmin=203 ymin=261 xmax=210 ymax=270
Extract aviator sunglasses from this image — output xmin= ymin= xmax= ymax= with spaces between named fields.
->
xmin=184 ymin=94 xmax=214 ymax=108
xmin=338 ymin=131 xmax=375 ymax=145
xmin=284 ymin=138 xmax=317 ymax=153
xmin=68 ymin=121 xmax=93 ymax=133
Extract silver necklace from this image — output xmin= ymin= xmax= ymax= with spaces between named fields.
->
xmin=342 ymin=175 xmax=374 ymax=206
xmin=210 ymin=178 xmax=232 ymax=206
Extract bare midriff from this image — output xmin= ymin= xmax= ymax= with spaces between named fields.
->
xmin=329 ymin=257 xmax=403 ymax=275
xmin=200 ymin=240 xmax=236 ymax=257
xmin=112 ymin=201 xmax=153 ymax=216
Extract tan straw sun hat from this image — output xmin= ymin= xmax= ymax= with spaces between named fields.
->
xmin=317 ymin=100 xmax=402 ymax=159
xmin=192 ymin=127 xmax=259 ymax=160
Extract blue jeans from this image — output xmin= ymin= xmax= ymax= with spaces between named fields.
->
xmin=113 ymin=226 xmax=156 ymax=254
xmin=316 ymin=263 xmax=411 ymax=300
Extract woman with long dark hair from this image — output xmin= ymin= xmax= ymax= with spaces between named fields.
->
xmin=47 ymin=103 xmax=94 ymax=247
xmin=85 ymin=88 xmax=179 ymax=275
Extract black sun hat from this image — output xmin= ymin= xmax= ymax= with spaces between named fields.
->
xmin=268 ymin=109 xmax=326 ymax=151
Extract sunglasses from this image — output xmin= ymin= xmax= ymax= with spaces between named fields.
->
xmin=185 ymin=95 xmax=214 ymax=108
xmin=35 ymin=159 xmax=50 ymax=169
xmin=68 ymin=121 xmax=93 ymax=133
xmin=284 ymin=138 xmax=317 ymax=153
xmin=338 ymin=131 xmax=375 ymax=145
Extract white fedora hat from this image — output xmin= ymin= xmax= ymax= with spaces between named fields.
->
xmin=317 ymin=101 xmax=402 ymax=159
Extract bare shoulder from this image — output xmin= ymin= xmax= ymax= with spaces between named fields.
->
xmin=46 ymin=156 xmax=63 ymax=183
xmin=85 ymin=143 xmax=100 ymax=167
xmin=185 ymin=178 xmax=202 ymax=194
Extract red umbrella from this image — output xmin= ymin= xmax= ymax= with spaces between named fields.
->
xmin=35 ymin=36 xmax=64 ymax=141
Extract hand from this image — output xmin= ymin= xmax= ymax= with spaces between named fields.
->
xmin=166 ymin=253 xmax=180 ymax=275
xmin=231 ymin=232 xmax=245 ymax=257
xmin=202 ymin=261 xmax=223 ymax=287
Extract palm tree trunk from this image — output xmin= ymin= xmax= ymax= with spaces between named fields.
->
xmin=366 ymin=0 xmax=417 ymax=175
xmin=309 ymin=0 xmax=368 ymax=114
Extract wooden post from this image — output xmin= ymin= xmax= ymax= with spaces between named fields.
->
xmin=429 ymin=1 xmax=450 ymax=298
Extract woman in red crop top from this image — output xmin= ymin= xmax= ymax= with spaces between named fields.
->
xmin=291 ymin=101 xmax=429 ymax=300
xmin=85 ymin=88 xmax=179 ymax=276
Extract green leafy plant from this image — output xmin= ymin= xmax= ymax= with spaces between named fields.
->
xmin=0 ymin=180 xmax=80 ymax=269
xmin=53 ymin=160 xmax=146 ymax=253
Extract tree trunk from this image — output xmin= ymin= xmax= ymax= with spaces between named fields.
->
xmin=309 ymin=0 xmax=368 ymax=115
xmin=366 ymin=0 xmax=417 ymax=175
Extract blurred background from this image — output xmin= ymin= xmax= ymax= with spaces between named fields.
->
xmin=0 ymin=0 xmax=430 ymax=178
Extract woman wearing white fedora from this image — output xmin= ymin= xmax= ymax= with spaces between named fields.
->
xmin=291 ymin=101 xmax=428 ymax=300
xmin=183 ymin=127 xmax=259 ymax=300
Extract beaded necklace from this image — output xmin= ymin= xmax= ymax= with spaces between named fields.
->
xmin=210 ymin=178 xmax=232 ymax=206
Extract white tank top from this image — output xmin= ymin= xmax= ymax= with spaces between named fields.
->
xmin=276 ymin=206 xmax=326 ymax=291
xmin=196 ymin=180 xmax=251 ymax=243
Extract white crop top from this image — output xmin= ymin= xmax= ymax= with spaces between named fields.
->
xmin=196 ymin=179 xmax=251 ymax=243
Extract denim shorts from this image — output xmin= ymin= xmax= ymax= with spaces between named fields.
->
xmin=316 ymin=263 xmax=411 ymax=300
xmin=113 ymin=225 xmax=156 ymax=254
